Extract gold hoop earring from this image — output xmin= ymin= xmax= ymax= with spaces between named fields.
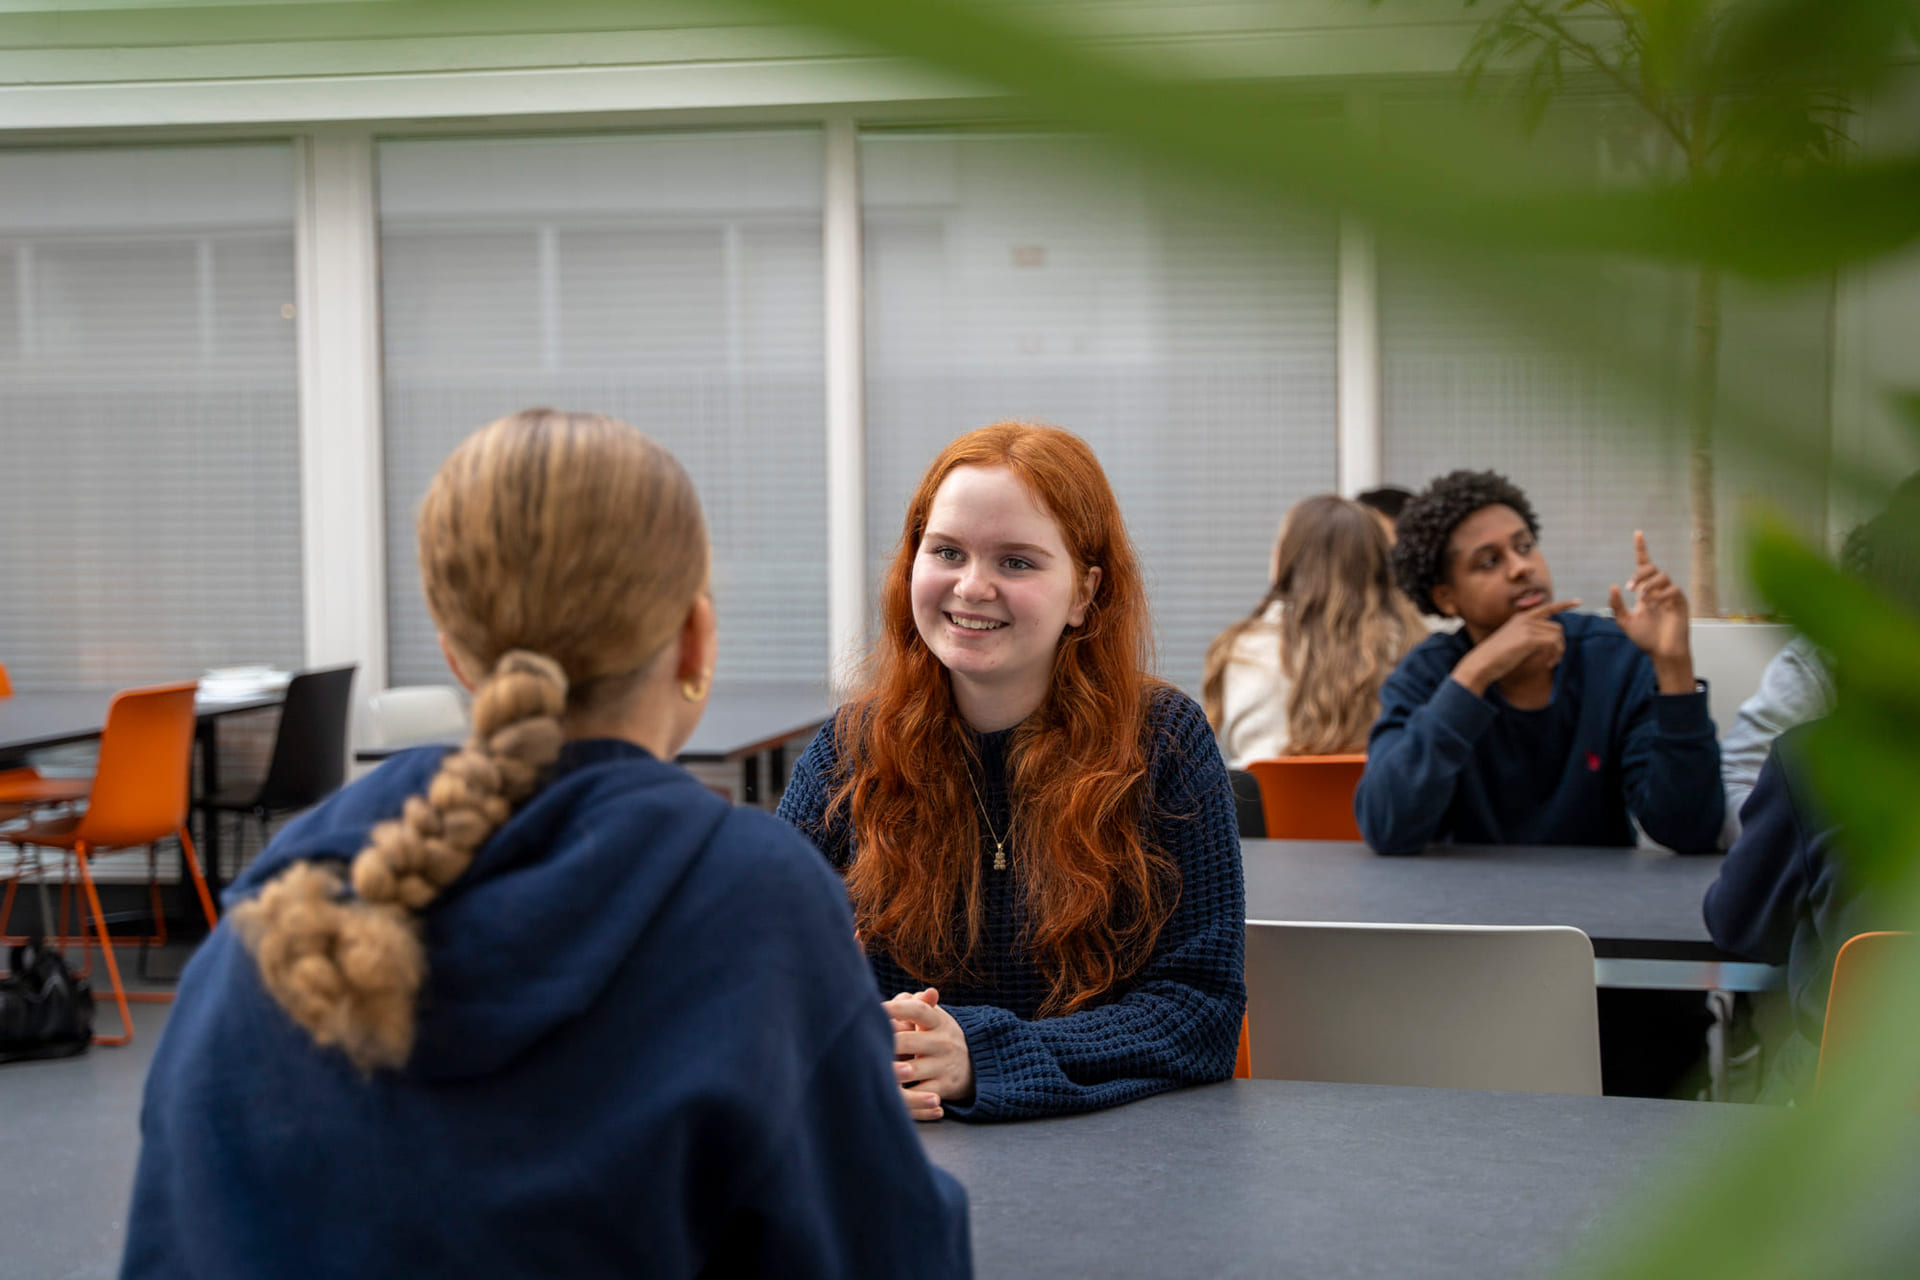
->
xmin=679 ymin=673 xmax=710 ymax=703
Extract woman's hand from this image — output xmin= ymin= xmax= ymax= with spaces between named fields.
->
xmin=883 ymin=987 xmax=975 ymax=1122
xmin=1609 ymin=531 xmax=1696 ymax=693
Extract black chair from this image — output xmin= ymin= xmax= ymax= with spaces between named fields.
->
xmin=198 ymin=664 xmax=357 ymax=882
xmin=1229 ymin=768 xmax=1266 ymax=839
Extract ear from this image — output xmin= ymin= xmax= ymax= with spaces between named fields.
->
xmin=1067 ymin=565 xmax=1103 ymax=628
xmin=675 ymin=594 xmax=718 ymax=682
xmin=437 ymin=633 xmax=480 ymax=693
xmin=1429 ymin=583 xmax=1457 ymax=619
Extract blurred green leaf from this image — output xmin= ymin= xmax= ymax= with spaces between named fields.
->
xmin=1562 ymin=917 xmax=1920 ymax=1278
xmin=759 ymin=0 xmax=1917 ymax=278
xmin=751 ymin=2 xmax=1920 ymax=1275
xmin=1750 ymin=519 xmax=1920 ymax=711
xmin=1713 ymin=0 xmax=1919 ymax=96
xmin=1749 ymin=518 xmax=1920 ymax=886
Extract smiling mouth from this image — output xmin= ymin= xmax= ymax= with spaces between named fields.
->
xmin=946 ymin=612 xmax=1007 ymax=632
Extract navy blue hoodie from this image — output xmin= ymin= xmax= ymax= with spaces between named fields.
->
xmin=1704 ymin=724 xmax=1882 ymax=1101
xmin=122 ymin=741 xmax=970 ymax=1279
xmin=1356 ymin=613 xmax=1723 ymax=855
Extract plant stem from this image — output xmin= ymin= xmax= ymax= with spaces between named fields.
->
xmin=1690 ymin=263 xmax=1721 ymax=616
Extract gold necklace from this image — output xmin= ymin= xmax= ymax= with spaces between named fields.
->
xmin=963 ymin=762 xmax=1012 ymax=871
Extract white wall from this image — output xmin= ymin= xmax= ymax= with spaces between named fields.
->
xmin=0 ymin=1 xmax=1482 ymax=130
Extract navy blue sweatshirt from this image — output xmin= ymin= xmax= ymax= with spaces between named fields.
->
xmin=777 ymin=687 xmax=1246 ymax=1122
xmin=123 ymin=740 xmax=970 ymax=1280
xmin=1704 ymin=724 xmax=1879 ymax=1101
xmin=1356 ymin=613 xmax=1723 ymax=855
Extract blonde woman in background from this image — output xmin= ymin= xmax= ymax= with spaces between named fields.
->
xmin=122 ymin=410 xmax=969 ymax=1280
xmin=1203 ymin=494 xmax=1425 ymax=769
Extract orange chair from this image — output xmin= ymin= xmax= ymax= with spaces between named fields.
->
xmin=0 ymin=661 xmax=92 ymax=813
xmin=1816 ymin=930 xmax=1918 ymax=1097
xmin=1235 ymin=1013 xmax=1252 ymax=1079
xmin=0 ymin=662 xmax=88 ymax=806
xmin=1245 ymin=754 xmax=1367 ymax=841
xmin=1 ymin=682 xmax=218 ymax=1045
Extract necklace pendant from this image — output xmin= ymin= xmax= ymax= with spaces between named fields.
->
xmin=993 ymin=840 xmax=1006 ymax=871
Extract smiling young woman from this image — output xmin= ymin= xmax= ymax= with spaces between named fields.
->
xmin=777 ymin=421 xmax=1246 ymax=1123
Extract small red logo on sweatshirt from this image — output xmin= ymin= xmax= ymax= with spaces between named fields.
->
xmin=1586 ymin=752 xmax=1602 ymax=772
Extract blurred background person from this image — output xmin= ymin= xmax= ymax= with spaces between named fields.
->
xmin=1204 ymin=494 xmax=1424 ymax=769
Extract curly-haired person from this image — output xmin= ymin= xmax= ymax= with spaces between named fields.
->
xmin=1354 ymin=469 xmax=1723 ymax=857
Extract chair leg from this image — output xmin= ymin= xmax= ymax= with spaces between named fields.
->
xmin=0 ymin=862 xmax=17 ymax=944
xmin=63 ymin=856 xmax=89 ymax=967
xmin=147 ymin=842 xmax=169 ymax=950
xmin=178 ymin=826 xmax=219 ymax=931
xmin=75 ymin=845 xmax=133 ymax=1046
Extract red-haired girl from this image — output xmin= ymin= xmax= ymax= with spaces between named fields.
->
xmin=778 ymin=421 xmax=1245 ymax=1121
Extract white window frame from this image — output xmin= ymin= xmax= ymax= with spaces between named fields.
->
xmin=45 ymin=100 xmax=1394 ymax=738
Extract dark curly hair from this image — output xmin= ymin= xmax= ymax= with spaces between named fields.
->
xmin=1391 ymin=470 xmax=1540 ymax=616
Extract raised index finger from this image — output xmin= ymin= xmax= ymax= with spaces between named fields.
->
xmin=1633 ymin=530 xmax=1651 ymax=569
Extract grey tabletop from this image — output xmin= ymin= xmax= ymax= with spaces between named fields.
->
xmin=919 ymin=1079 xmax=1767 ymax=1280
xmin=354 ymin=681 xmax=832 ymax=762
xmin=677 ymin=682 xmax=831 ymax=761
xmin=0 ymin=689 xmax=283 ymax=754
xmin=1243 ymin=839 xmax=1730 ymax=960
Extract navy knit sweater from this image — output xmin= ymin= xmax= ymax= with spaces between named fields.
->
xmin=1356 ymin=612 xmax=1724 ymax=855
xmin=776 ymin=687 xmax=1246 ymax=1122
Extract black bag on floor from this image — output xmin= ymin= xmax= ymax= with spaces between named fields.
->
xmin=0 ymin=936 xmax=94 ymax=1063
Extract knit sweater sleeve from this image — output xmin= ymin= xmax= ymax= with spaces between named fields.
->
xmin=774 ymin=715 xmax=853 ymax=870
xmin=943 ymin=691 xmax=1247 ymax=1122
xmin=1617 ymin=653 xmax=1725 ymax=854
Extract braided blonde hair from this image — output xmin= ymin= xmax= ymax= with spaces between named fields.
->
xmin=233 ymin=410 xmax=709 ymax=1071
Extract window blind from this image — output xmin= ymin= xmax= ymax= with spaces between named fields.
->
xmin=377 ymin=132 xmax=828 ymax=687
xmin=1378 ymin=243 xmax=1693 ymax=611
xmin=0 ymin=145 xmax=302 ymax=691
xmin=861 ymin=131 xmax=1340 ymax=692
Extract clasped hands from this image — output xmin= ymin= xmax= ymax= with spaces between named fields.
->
xmin=883 ymin=987 xmax=975 ymax=1122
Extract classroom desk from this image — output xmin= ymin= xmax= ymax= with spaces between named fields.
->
xmin=1242 ymin=839 xmax=1775 ymax=992
xmin=0 ymin=688 xmax=282 ymax=904
xmin=919 ymin=1079 xmax=1816 ymax=1280
xmin=354 ymin=682 xmax=832 ymax=805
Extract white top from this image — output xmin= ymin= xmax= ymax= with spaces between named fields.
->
xmin=1216 ymin=602 xmax=1291 ymax=770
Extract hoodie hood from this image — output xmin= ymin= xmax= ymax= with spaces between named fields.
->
xmin=229 ymin=738 xmax=729 ymax=1080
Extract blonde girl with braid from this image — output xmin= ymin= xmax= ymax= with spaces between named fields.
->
xmin=123 ymin=410 xmax=969 ymax=1280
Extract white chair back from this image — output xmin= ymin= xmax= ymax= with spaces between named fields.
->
xmin=1243 ymin=920 xmax=1602 ymax=1095
xmin=1689 ymin=620 xmax=1793 ymax=731
xmin=367 ymin=685 xmax=469 ymax=748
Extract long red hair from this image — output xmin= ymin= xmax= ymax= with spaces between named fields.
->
xmin=828 ymin=421 xmax=1177 ymax=1016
